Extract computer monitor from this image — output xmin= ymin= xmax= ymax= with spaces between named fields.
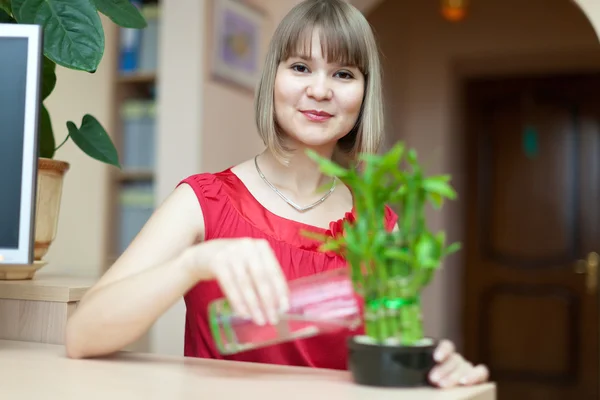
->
xmin=0 ymin=23 xmax=42 ymax=265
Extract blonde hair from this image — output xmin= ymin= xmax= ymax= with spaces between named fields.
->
xmin=254 ymin=0 xmax=384 ymax=165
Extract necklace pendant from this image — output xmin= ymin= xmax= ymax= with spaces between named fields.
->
xmin=254 ymin=155 xmax=337 ymax=213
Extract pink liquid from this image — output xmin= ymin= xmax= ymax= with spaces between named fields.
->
xmin=209 ymin=269 xmax=361 ymax=355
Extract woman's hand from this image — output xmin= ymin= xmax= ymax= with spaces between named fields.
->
xmin=185 ymin=238 xmax=289 ymax=326
xmin=428 ymin=340 xmax=489 ymax=388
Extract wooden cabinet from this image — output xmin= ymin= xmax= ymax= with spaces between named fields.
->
xmin=0 ymin=274 xmax=95 ymax=344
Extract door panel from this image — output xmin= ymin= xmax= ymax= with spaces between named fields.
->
xmin=463 ymin=74 xmax=600 ymax=400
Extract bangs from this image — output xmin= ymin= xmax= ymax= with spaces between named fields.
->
xmin=277 ymin=7 xmax=369 ymax=73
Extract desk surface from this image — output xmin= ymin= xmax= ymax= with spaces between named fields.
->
xmin=0 ymin=273 xmax=96 ymax=302
xmin=0 ymin=340 xmax=495 ymax=400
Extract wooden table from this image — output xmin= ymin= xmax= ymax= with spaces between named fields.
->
xmin=0 ymin=340 xmax=495 ymax=399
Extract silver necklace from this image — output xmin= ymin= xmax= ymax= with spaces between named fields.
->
xmin=254 ymin=155 xmax=336 ymax=212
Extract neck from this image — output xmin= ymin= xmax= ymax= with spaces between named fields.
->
xmin=257 ymin=144 xmax=336 ymax=196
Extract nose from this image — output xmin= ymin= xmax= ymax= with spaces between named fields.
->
xmin=306 ymin=74 xmax=332 ymax=101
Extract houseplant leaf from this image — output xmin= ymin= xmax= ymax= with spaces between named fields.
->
xmin=0 ymin=0 xmax=11 ymax=15
xmin=422 ymin=176 xmax=457 ymax=200
xmin=306 ymin=149 xmax=349 ymax=178
xmin=13 ymin=0 xmax=105 ymax=72
xmin=0 ymin=3 xmax=13 ymax=21
xmin=445 ymin=242 xmax=461 ymax=255
xmin=39 ymin=104 xmax=55 ymax=158
xmin=67 ymin=114 xmax=120 ymax=168
xmin=41 ymin=56 xmax=56 ymax=100
xmin=414 ymin=233 xmax=440 ymax=269
xmin=94 ymin=0 xmax=147 ymax=29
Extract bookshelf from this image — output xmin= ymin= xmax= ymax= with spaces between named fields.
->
xmin=106 ymin=0 xmax=161 ymax=269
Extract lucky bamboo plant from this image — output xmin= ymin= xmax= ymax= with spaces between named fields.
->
xmin=305 ymin=142 xmax=460 ymax=346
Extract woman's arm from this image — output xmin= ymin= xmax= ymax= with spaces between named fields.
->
xmin=64 ymin=184 xmax=205 ymax=359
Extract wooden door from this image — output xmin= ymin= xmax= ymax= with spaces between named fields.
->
xmin=463 ymin=73 xmax=600 ymax=400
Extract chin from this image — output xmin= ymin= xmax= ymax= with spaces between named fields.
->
xmin=288 ymin=130 xmax=342 ymax=149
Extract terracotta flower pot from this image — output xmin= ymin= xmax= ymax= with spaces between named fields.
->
xmin=0 ymin=158 xmax=69 ymax=280
xmin=35 ymin=158 xmax=70 ymax=260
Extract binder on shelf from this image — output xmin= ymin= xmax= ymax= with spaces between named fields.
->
xmin=118 ymin=2 xmax=160 ymax=75
xmin=138 ymin=5 xmax=160 ymax=74
xmin=118 ymin=182 xmax=155 ymax=254
xmin=121 ymin=100 xmax=156 ymax=171
xmin=118 ymin=1 xmax=143 ymax=73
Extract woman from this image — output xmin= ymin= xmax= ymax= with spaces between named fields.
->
xmin=65 ymin=0 xmax=489 ymax=389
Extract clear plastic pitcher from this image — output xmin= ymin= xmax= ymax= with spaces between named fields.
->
xmin=208 ymin=267 xmax=361 ymax=355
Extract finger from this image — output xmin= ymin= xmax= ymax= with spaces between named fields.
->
xmin=433 ymin=339 xmax=455 ymax=362
xmin=231 ymin=257 xmax=266 ymax=326
xmin=214 ymin=261 xmax=249 ymax=318
xmin=258 ymin=240 xmax=289 ymax=312
xmin=245 ymin=241 xmax=279 ymax=325
xmin=429 ymin=353 xmax=463 ymax=385
xmin=460 ymin=364 xmax=489 ymax=385
xmin=439 ymin=360 xmax=472 ymax=388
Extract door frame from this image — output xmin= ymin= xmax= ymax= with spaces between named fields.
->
xmin=451 ymin=49 xmax=600 ymax=390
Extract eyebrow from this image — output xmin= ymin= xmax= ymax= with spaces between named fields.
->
xmin=288 ymin=53 xmax=359 ymax=70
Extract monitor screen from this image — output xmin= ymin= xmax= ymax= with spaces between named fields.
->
xmin=0 ymin=23 xmax=42 ymax=265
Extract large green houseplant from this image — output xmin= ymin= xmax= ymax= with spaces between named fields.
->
xmin=0 ymin=0 xmax=146 ymax=278
xmin=306 ymin=142 xmax=461 ymax=387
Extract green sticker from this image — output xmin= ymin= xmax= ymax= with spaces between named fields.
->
xmin=523 ymin=125 xmax=539 ymax=159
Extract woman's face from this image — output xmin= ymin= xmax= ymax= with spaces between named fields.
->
xmin=273 ymin=30 xmax=365 ymax=150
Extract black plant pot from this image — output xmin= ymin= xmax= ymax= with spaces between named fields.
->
xmin=347 ymin=336 xmax=437 ymax=387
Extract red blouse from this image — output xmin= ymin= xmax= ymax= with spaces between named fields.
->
xmin=178 ymin=168 xmax=398 ymax=370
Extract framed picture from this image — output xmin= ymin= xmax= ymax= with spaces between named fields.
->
xmin=211 ymin=0 xmax=264 ymax=91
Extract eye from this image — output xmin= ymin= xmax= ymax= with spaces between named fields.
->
xmin=335 ymin=70 xmax=354 ymax=80
xmin=291 ymin=64 xmax=309 ymax=73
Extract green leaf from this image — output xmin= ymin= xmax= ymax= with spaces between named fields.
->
xmin=381 ymin=142 xmax=405 ymax=169
xmin=94 ymin=0 xmax=147 ymax=29
xmin=67 ymin=114 xmax=121 ymax=167
xmin=39 ymin=103 xmax=55 ymax=158
xmin=0 ymin=9 xmax=11 ymax=22
xmin=299 ymin=229 xmax=328 ymax=243
xmin=318 ymin=240 xmax=344 ymax=253
xmin=428 ymin=192 xmax=444 ymax=209
xmin=422 ymin=176 xmax=457 ymax=200
xmin=41 ymin=56 xmax=56 ymax=100
xmin=306 ymin=149 xmax=349 ymax=178
xmin=14 ymin=0 xmax=105 ymax=72
xmin=0 ymin=4 xmax=13 ymax=21
xmin=445 ymin=242 xmax=461 ymax=255
xmin=414 ymin=234 xmax=440 ymax=269
xmin=383 ymin=248 xmax=412 ymax=263
xmin=407 ymin=149 xmax=418 ymax=166
xmin=0 ymin=0 xmax=11 ymax=15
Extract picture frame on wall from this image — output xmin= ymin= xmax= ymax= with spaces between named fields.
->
xmin=211 ymin=0 xmax=264 ymax=92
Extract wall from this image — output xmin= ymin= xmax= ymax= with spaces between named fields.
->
xmin=201 ymin=0 xmax=303 ymax=173
xmin=43 ymin=15 xmax=117 ymax=277
xmin=368 ymin=0 xmax=600 ymax=349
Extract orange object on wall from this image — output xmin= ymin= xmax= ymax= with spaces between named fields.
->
xmin=441 ymin=0 xmax=468 ymax=22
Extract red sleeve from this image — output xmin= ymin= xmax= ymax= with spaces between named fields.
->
xmin=177 ymin=173 xmax=227 ymax=241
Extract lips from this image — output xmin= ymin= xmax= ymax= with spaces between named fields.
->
xmin=301 ymin=109 xmax=333 ymax=122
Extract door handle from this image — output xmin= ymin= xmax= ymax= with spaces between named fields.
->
xmin=575 ymin=252 xmax=599 ymax=294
